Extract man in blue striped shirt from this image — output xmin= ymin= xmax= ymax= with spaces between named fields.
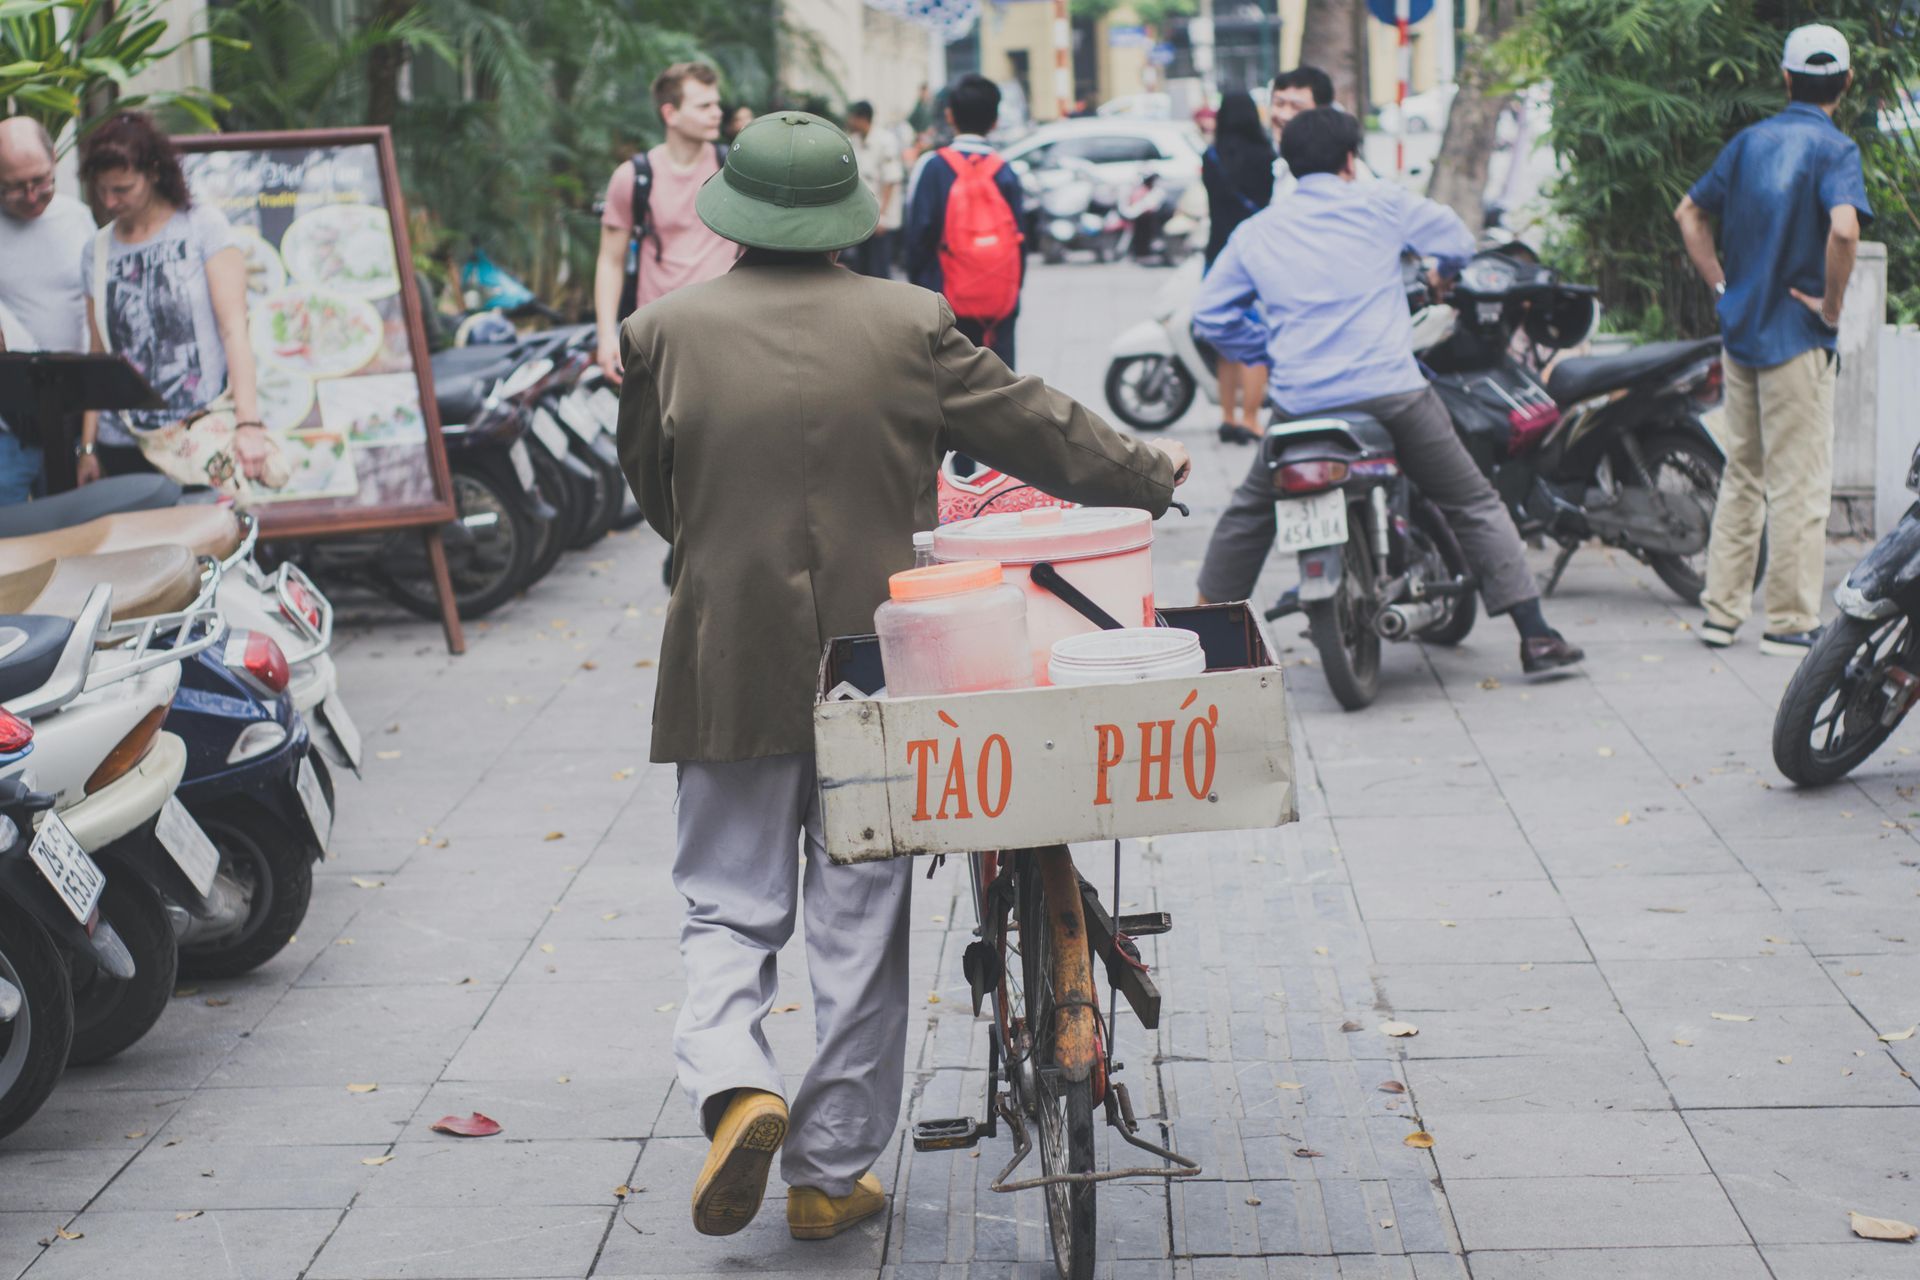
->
xmin=1193 ymin=108 xmax=1582 ymax=675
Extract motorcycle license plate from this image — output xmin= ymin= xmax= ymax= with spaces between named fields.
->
xmin=508 ymin=439 xmax=537 ymax=493
xmin=319 ymin=691 xmax=363 ymax=769
xmin=530 ymin=406 xmax=571 ymax=459
xmin=1274 ymin=491 xmax=1350 ymax=553
xmin=587 ymin=387 xmax=619 ymax=435
xmin=155 ymin=797 xmax=221 ymax=898
xmin=28 ymin=811 xmax=103 ymax=924
xmin=295 ymin=755 xmax=333 ymax=846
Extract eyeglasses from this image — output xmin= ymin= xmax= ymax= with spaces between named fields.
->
xmin=0 ymin=174 xmax=55 ymax=200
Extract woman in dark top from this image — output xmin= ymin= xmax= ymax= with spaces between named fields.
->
xmin=1201 ymin=91 xmax=1275 ymax=444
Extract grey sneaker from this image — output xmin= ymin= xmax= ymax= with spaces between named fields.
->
xmin=1760 ymin=627 xmax=1822 ymax=658
xmin=1699 ymin=621 xmax=1736 ymax=648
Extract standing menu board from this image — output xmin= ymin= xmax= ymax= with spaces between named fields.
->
xmin=174 ymin=129 xmax=454 ymax=538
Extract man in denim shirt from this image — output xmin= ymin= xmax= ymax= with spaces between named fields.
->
xmin=1675 ymin=23 xmax=1871 ymax=655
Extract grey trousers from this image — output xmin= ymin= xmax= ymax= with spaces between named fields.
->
xmin=1196 ymin=386 xmax=1539 ymax=616
xmin=672 ymin=753 xmax=913 ymax=1198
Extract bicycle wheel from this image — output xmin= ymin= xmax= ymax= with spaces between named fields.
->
xmin=1016 ymin=850 xmax=1097 ymax=1280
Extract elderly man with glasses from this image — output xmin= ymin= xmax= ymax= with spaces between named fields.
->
xmin=0 ymin=117 xmax=97 ymax=501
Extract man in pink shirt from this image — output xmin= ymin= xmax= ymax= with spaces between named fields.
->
xmin=594 ymin=62 xmax=736 ymax=384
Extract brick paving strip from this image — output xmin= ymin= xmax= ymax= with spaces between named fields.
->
xmin=1 ymin=263 xmax=1916 ymax=1279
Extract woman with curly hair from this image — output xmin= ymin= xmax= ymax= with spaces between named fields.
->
xmin=76 ymin=111 xmax=269 ymax=484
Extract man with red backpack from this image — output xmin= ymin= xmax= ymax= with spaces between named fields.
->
xmin=904 ymin=75 xmax=1025 ymax=367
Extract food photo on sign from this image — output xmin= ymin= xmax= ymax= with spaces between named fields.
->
xmin=177 ymin=141 xmax=437 ymax=514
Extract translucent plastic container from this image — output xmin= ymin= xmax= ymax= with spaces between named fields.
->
xmin=1048 ymin=628 xmax=1206 ymax=687
xmin=875 ymin=560 xmax=1034 ymax=697
xmin=934 ymin=507 xmax=1155 ymax=686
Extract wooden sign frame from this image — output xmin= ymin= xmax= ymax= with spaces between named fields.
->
xmin=173 ymin=127 xmax=462 ymax=650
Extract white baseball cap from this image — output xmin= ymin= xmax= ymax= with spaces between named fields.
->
xmin=1782 ymin=23 xmax=1850 ymax=75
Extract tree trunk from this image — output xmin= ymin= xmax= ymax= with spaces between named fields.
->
xmin=1427 ymin=0 xmax=1526 ymax=237
xmin=1301 ymin=0 xmax=1365 ymax=115
xmin=365 ymin=0 xmax=419 ymax=128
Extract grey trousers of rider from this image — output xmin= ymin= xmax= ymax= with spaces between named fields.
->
xmin=672 ymin=752 xmax=913 ymax=1198
xmin=1196 ymin=385 xmax=1539 ymax=616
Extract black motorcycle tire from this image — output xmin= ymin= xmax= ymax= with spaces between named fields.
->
xmin=1772 ymin=614 xmax=1909 ymax=787
xmin=522 ymin=443 xmax=578 ymax=588
xmin=0 ymin=896 xmax=73 ymax=1140
xmin=1042 ymin=237 xmax=1066 ymax=265
xmin=1103 ymin=356 xmax=1194 ymax=432
xmin=1634 ymin=430 xmax=1765 ymax=606
xmin=1306 ymin=526 xmax=1382 ymax=711
xmin=69 ymin=856 xmax=176 ymax=1066
xmin=177 ymin=800 xmax=316 ymax=980
xmin=1412 ymin=500 xmax=1478 ymax=647
xmin=379 ymin=463 xmax=539 ymax=620
xmin=567 ymin=439 xmax=622 ymax=550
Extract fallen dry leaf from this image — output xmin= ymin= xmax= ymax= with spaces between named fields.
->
xmin=1277 ymin=1081 xmax=1305 ymax=1091
xmin=612 ymin=768 xmax=634 ymax=781
xmin=655 ymin=1001 xmax=676 ymax=1013
xmin=539 ymin=943 xmax=556 ymax=954
xmin=1313 ymin=946 xmax=1330 ymax=956
xmin=1403 ymin=1132 xmax=1435 ymax=1149
xmin=1615 ymin=811 xmax=1633 ymax=826
xmin=614 ymin=1184 xmax=633 ymax=1200
xmin=543 ymin=831 xmax=565 ymax=842
xmin=125 ymin=1130 xmax=146 ymax=1140
xmin=204 ymin=997 xmax=230 ymax=1008
xmin=1518 ymin=963 xmax=1534 ymax=972
xmin=600 ymin=912 xmax=619 ymax=921
xmin=430 ymin=1113 xmax=502 ymax=1138
xmin=1848 ymin=1211 xmax=1918 ymax=1242
xmin=1245 ymin=1196 xmax=1263 ymax=1206
xmin=349 ymin=877 xmax=384 ymax=890
xmin=1878 ymin=1025 xmax=1918 ymax=1043
xmin=1710 ymin=1012 xmax=1753 ymax=1022
xmin=579 ymin=660 xmax=598 ymax=671
xmin=334 ymin=938 xmax=354 ymax=946
xmin=175 ymin=1211 xmax=202 ymax=1222
xmin=1340 ymin=1020 xmax=1363 ymax=1033
xmin=1597 ymin=747 xmax=1615 ymax=758
xmin=1439 ymin=920 xmax=1457 ymax=928
xmin=361 ymin=1156 xmax=393 ymax=1166
xmin=772 ymin=1004 xmax=802 ymax=1015
xmin=556 ymin=1076 xmax=570 ymax=1084
xmin=1846 ymin=968 xmax=1864 ymax=977
xmin=173 ymin=987 xmax=200 ymax=998
xmin=1673 ymin=1038 xmax=1693 ymax=1047
xmin=55 ymin=1228 xmax=81 ymax=1241
xmin=635 ymin=658 xmax=655 ymax=668
xmin=375 ymin=750 xmax=402 ymax=760
xmin=346 ymin=1083 xmax=379 ymax=1094
xmin=1478 ymin=677 xmax=1501 ymax=691
xmin=927 ymin=993 xmax=942 ymax=1004
xmin=1379 ymin=1080 xmax=1407 ymax=1094
xmin=1294 ymin=1147 xmax=1324 ymax=1158
xmin=1777 ymin=1056 xmax=1793 ymax=1065
xmin=1763 ymin=936 xmax=1787 ymax=945
xmin=1379 ymin=1021 xmax=1419 ymax=1038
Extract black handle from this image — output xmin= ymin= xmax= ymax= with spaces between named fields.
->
xmin=1031 ymin=561 xmax=1126 ymax=631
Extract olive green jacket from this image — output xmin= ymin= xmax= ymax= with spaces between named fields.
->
xmin=617 ymin=259 xmax=1176 ymax=764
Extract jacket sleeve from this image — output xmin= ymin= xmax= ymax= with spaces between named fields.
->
xmin=931 ymin=297 xmax=1173 ymax=515
xmin=614 ymin=318 xmax=672 ymax=543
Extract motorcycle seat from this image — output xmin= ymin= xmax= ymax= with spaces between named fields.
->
xmin=1546 ymin=338 xmax=1720 ymax=405
xmin=0 ymin=546 xmax=202 ymax=622
xmin=0 ymin=614 xmax=75 ymax=704
xmin=0 ymin=474 xmax=182 ymax=538
xmin=1267 ymin=412 xmax=1396 ymax=457
xmin=0 ymin=504 xmax=243 ymax=577
xmin=431 ymin=343 xmax=523 ymax=425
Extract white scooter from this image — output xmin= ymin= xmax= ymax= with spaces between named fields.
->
xmin=1103 ymin=259 xmax=1218 ymax=431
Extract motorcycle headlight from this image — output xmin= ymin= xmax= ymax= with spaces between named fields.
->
xmin=1050 ymin=218 xmax=1079 ymax=243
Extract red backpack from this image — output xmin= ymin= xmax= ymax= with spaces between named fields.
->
xmin=936 ymin=148 xmax=1023 ymax=329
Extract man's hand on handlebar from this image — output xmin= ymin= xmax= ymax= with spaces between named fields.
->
xmin=1152 ymin=439 xmax=1192 ymax=486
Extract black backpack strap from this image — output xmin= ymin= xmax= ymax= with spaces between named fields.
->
xmin=631 ymin=150 xmax=658 ymax=262
xmin=713 ymin=139 xmax=730 ymax=169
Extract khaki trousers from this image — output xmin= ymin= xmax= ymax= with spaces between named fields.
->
xmin=1702 ymin=347 xmax=1837 ymax=636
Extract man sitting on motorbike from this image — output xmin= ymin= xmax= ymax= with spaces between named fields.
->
xmin=1192 ymin=108 xmax=1584 ymax=676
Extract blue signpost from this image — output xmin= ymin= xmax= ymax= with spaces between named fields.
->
xmin=1366 ymin=0 xmax=1434 ymax=23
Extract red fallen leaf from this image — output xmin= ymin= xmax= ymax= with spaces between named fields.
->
xmin=430 ymin=1113 xmax=502 ymax=1138
xmin=1378 ymin=1081 xmax=1407 ymax=1094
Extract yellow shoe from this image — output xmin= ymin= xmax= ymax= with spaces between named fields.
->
xmin=690 ymin=1090 xmax=788 ymax=1236
xmin=787 ymin=1172 xmax=887 ymax=1240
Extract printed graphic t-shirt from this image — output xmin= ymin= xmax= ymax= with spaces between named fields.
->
xmin=601 ymin=144 xmax=736 ymax=312
xmin=79 ymin=204 xmax=236 ymax=446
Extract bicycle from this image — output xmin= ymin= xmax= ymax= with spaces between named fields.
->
xmin=913 ymin=840 xmax=1200 ymax=1280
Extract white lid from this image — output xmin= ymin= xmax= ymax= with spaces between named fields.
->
xmin=1048 ymin=628 xmax=1205 ymax=685
xmin=935 ymin=506 xmax=1152 ymax=565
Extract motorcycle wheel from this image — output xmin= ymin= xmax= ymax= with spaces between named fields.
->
xmin=1633 ymin=430 xmax=1766 ymax=606
xmin=68 ymin=857 xmax=176 ymax=1066
xmin=1042 ymin=238 xmax=1067 ymax=265
xmin=177 ymin=800 xmax=316 ymax=980
xmin=567 ymin=440 xmax=622 ymax=550
xmin=1103 ymin=356 xmax=1195 ymax=432
xmin=523 ymin=444 xmax=578 ymax=588
xmin=1305 ymin=525 xmax=1382 ymax=711
xmin=0 ymin=897 xmax=73 ymax=1140
xmin=1412 ymin=500 xmax=1478 ymax=647
xmin=378 ymin=465 xmax=539 ymax=620
xmin=1772 ymin=614 xmax=1913 ymax=787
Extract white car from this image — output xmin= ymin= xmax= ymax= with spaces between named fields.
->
xmin=1001 ymin=119 xmax=1203 ymax=189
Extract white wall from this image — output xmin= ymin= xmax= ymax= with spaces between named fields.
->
xmin=1877 ymin=325 xmax=1920 ymax=535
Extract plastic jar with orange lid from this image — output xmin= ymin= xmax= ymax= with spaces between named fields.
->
xmin=874 ymin=560 xmax=1034 ymax=697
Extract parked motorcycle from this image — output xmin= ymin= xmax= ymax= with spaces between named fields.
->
xmin=1117 ymin=173 xmax=1202 ymax=267
xmin=0 ymin=753 xmax=75 ymax=1139
xmin=1773 ymin=444 xmax=1920 ymax=786
xmin=1417 ymin=248 xmax=1735 ymax=604
xmin=1104 ymin=261 xmax=1217 ymax=431
xmin=1032 ymin=158 xmax=1126 ymax=264
xmin=1263 ymin=415 xmax=1479 ymax=709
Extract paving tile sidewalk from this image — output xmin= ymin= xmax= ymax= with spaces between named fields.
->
xmin=2 ymin=262 xmax=1918 ymax=1279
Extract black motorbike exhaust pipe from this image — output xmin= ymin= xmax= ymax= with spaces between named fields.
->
xmin=1375 ymin=600 xmax=1449 ymax=640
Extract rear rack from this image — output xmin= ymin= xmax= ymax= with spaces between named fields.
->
xmin=91 ymin=606 xmax=224 ymax=690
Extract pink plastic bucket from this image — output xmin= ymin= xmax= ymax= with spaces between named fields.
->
xmin=933 ymin=507 xmax=1155 ymax=686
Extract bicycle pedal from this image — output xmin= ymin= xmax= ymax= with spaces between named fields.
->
xmin=913 ymin=1117 xmax=988 ymax=1151
xmin=1115 ymin=911 xmax=1172 ymax=937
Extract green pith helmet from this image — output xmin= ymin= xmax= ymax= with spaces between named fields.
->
xmin=696 ymin=111 xmax=879 ymax=253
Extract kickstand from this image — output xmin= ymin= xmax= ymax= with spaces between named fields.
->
xmin=1539 ymin=542 xmax=1577 ymax=597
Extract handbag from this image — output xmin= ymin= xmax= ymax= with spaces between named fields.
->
xmin=89 ymin=226 xmax=290 ymax=501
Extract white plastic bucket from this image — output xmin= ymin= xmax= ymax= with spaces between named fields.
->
xmin=1047 ymin=628 xmax=1206 ymax=687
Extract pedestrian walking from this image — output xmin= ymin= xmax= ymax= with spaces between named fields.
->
xmin=1194 ymin=108 xmax=1583 ymax=676
xmin=614 ymin=110 xmax=1189 ymax=1244
xmin=593 ymin=61 xmax=734 ymax=385
xmin=1675 ymin=23 xmax=1871 ymax=657
xmin=75 ymin=112 xmax=271 ymax=488
xmin=844 ymin=101 xmax=904 ymax=279
xmin=904 ymin=75 xmax=1025 ymax=368
xmin=1200 ymin=91 xmax=1275 ymax=447
xmin=0 ymin=116 xmax=95 ymax=499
